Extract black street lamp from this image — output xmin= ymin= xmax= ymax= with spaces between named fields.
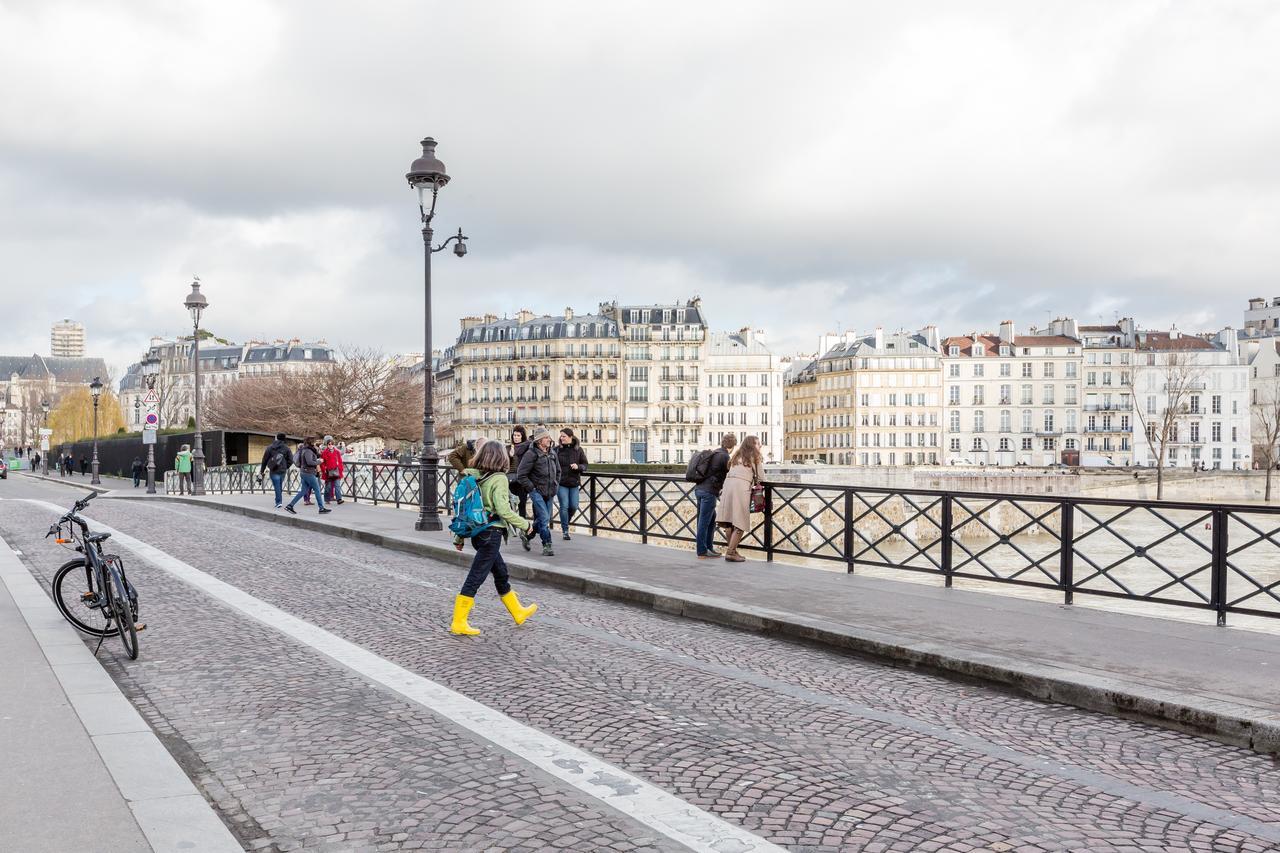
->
xmin=406 ymin=136 xmax=468 ymax=532
xmin=89 ymin=377 xmax=103 ymax=484
xmin=40 ymin=398 xmax=50 ymax=475
xmin=141 ymin=355 xmax=161 ymax=494
xmin=184 ymin=278 xmax=208 ymax=496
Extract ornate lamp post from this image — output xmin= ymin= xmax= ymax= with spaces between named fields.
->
xmin=41 ymin=398 xmax=50 ymax=475
xmin=184 ymin=278 xmax=208 ymax=496
xmin=141 ymin=355 xmax=160 ymax=494
xmin=89 ymin=377 xmax=103 ymax=484
xmin=405 ymin=136 xmax=468 ymax=531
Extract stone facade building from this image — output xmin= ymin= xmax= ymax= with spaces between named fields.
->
xmin=702 ymin=329 xmax=785 ymax=462
xmin=1 ymin=354 xmax=109 ymax=450
xmin=50 ymin=319 xmax=86 ymax=358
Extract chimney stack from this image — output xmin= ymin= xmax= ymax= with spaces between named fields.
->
xmin=515 ymin=309 xmax=533 ymax=324
xmin=998 ymin=320 xmax=1015 ymax=343
xmin=873 ymin=327 xmax=884 ymax=350
xmin=564 ymin=307 xmax=574 ymax=321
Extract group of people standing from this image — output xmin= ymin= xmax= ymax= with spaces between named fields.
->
xmin=690 ymin=433 xmax=764 ymax=563
xmin=256 ymin=433 xmax=346 ymax=513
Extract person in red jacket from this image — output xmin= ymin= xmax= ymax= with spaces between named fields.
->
xmin=320 ymin=436 xmax=346 ymax=505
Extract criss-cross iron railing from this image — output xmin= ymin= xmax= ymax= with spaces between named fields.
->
xmin=186 ymin=463 xmax=1280 ymax=626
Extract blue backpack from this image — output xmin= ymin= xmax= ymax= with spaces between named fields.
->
xmin=449 ymin=473 xmax=494 ymax=538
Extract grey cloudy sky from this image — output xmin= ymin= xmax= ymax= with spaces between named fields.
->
xmin=2 ymin=0 xmax=1278 ymax=380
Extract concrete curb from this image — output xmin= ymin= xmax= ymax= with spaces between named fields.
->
xmin=0 ymin=538 xmax=242 ymax=852
xmin=139 ymin=495 xmax=1280 ymax=756
xmin=20 ymin=471 xmax=116 ymax=495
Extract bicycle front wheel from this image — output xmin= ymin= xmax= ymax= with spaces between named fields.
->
xmin=108 ymin=566 xmax=138 ymax=660
xmin=52 ymin=558 xmax=112 ymax=637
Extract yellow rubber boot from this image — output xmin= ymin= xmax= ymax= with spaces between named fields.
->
xmin=500 ymin=590 xmax=538 ymax=626
xmin=450 ymin=594 xmax=481 ymax=636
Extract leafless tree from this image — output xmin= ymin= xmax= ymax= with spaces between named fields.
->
xmin=1127 ymin=348 xmax=1207 ymax=500
xmin=207 ymin=349 xmax=423 ymax=443
xmin=1252 ymin=378 xmax=1280 ymax=501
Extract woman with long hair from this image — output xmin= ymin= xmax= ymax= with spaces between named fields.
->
xmin=450 ymin=440 xmax=538 ymax=635
xmin=508 ymin=425 xmax=531 ymax=518
xmin=715 ymin=435 xmax=762 ymax=562
xmin=554 ymin=427 xmax=589 ymax=541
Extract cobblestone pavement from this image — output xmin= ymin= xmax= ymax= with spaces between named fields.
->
xmin=2 ymin=492 xmax=1279 ymax=853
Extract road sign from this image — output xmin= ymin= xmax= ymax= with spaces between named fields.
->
xmin=143 ymin=389 xmax=159 ymax=405
xmin=144 ymin=411 xmax=160 ymax=430
xmin=38 ymin=428 xmax=52 ymax=436
xmin=40 ymin=438 xmax=49 ymax=451
xmin=142 ymin=429 xmax=156 ymax=445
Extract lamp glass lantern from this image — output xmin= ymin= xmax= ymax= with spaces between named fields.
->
xmin=405 ymin=137 xmax=451 ymax=213
xmin=89 ymin=376 xmax=103 ymax=401
xmin=185 ymin=280 xmax=208 ymax=326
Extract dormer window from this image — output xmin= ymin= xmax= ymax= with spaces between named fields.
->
xmin=1000 ymin=346 xmax=1010 ymax=356
xmin=948 ymin=346 xmax=960 ymax=356
xmin=974 ymin=344 xmax=985 ymax=357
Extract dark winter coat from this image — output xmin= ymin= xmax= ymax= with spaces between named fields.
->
xmin=259 ymin=440 xmax=294 ymax=475
xmin=695 ymin=448 xmax=732 ymax=497
xmin=516 ymin=444 xmax=561 ymax=499
xmin=447 ymin=445 xmax=472 ymax=474
xmin=296 ymin=444 xmax=322 ymax=475
xmin=555 ymin=443 xmax=589 ymax=489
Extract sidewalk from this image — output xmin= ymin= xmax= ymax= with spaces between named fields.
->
xmin=141 ymin=490 xmax=1280 ymax=755
xmin=0 ymin=534 xmax=241 ymax=852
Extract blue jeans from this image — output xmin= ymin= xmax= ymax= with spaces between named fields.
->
xmin=530 ymin=491 xmax=553 ymax=545
xmin=288 ymin=473 xmax=326 ymax=510
xmin=325 ymin=476 xmax=343 ymax=503
xmin=556 ymin=485 xmax=580 ymax=535
xmin=270 ymin=473 xmax=285 ymax=505
xmin=694 ymin=489 xmax=718 ymax=555
xmin=461 ymin=527 xmax=512 ymax=597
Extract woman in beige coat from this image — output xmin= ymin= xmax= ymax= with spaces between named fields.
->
xmin=715 ymin=435 xmax=763 ymax=562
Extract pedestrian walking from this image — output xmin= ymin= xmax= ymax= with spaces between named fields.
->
xmin=295 ymin=440 xmax=313 ymax=504
xmin=258 ymin=433 xmax=294 ymax=508
xmin=284 ymin=437 xmax=330 ymax=514
xmin=449 ymin=441 xmax=537 ymax=636
xmin=515 ymin=426 xmax=560 ymax=556
xmin=554 ymin=428 xmax=588 ymax=541
xmin=174 ymin=444 xmax=193 ymax=494
xmin=508 ymin=426 xmax=530 ymax=518
xmin=32 ymin=451 xmax=41 ymax=472
xmin=79 ymin=456 xmax=89 ymax=477
xmin=320 ymin=435 xmax=345 ymax=505
xmin=688 ymin=434 xmax=737 ymax=559
xmin=130 ymin=456 xmax=144 ymax=488
xmin=448 ymin=439 xmax=480 ymax=475
xmin=716 ymin=435 xmax=763 ymax=563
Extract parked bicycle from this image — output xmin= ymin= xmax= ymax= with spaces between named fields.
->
xmin=46 ymin=492 xmax=143 ymax=660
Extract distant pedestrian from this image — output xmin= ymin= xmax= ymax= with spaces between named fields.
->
xmin=130 ymin=456 xmax=144 ymax=488
xmin=79 ymin=456 xmax=89 ymax=476
xmin=690 ymin=434 xmax=737 ymax=559
xmin=295 ymin=441 xmax=313 ymax=504
xmin=32 ymin=451 xmax=41 ymax=472
xmin=515 ymin=426 xmax=560 ymax=557
xmin=554 ymin=428 xmax=588 ymax=541
xmin=448 ymin=439 xmax=479 ymax=475
xmin=449 ymin=440 xmax=537 ymax=636
xmin=716 ymin=435 xmax=763 ymax=563
xmin=508 ymin=426 xmax=530 ymax=518
xmin=320 ymin=435 xmax=345 ymax=505
xmin=174 ymin=444 xmax=193 ymax=494
xmin=258 ymin=433 xmax=294 ymax=508
xmin=284 ymin=437 xmax=329 ymax=514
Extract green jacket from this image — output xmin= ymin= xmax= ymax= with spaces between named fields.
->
xmin=466 ymin=467 xmax=530 ymax=532
xmin=174 ymin=450 xmax=193 ymax=474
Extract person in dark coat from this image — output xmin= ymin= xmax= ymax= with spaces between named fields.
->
xmin=554 ymin=428 xmax=589 ymax=541
xmin=79 ymin=456 xmax=89 ymax=476
xmin=130 ymin=456 xmax=145 ymax=488
xmin=284 ymin=437 xmax=329 ymax=514
xmin=693 ymin=434 xmax=737 ymax=558
xmin=258 ymin=433 xmax=295 ymax=508
xmin=515 ymin=427 xmax=560 ymax=556
xmin=448 ymin=439 xmax=481 ymax=475
xmin=508 ymin=426 xmax=531 ymax=518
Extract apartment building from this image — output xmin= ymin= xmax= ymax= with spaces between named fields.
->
xmin=619 ymin=300 xmax=708 ymax=464
xmin=782 ymin=357 xmax=819 ymax=462
xmin=942 ymin=320 xmax=1083 ymax=467
xmin=703 ymin=328 xmax=785 ymax=462
xmin=50 ymin=320 xmax=86 ymax=358
xmin=1 ymin=354 xmax=109 ymax=449
xmin=1078 ymin=319 xmax=1136 ymax=465
xmin=1131 ymin=328 xmax=1250 ymax=469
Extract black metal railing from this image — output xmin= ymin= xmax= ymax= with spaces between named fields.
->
xmin=173 ymin=464 xmax=1280 ymax=626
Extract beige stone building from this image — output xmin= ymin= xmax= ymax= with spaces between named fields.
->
xmin=51 ymin=319 xmax=86 ymax=358
xmin=782 ymin=357 xmax=819 ymax=462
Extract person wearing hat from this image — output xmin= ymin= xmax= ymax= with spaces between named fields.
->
xmin=320 ymin=435 xmax=345 ymax=505
xmin=515 ymin=426 xmax=561 ymax=556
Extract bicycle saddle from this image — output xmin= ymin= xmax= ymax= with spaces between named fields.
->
xmin=85 ymin=532 xmax=112 ymax=543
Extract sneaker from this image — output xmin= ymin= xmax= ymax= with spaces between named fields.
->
xmin=706 ymin=549 xmax=722 ymax=557
xmin=275 ymin=504 xmax=282 ymax=510
xmin=697 ymin=553 xmax=722 ymax=560
xmin=284 ymin=504 xmax=297 ymax=514
xmin=519 ymin=529 xmax=532 ymax=551
xmin=562 ymin=532 xmax=571 ymax=541
xmin=336 ymin=499 xmax=345 ymax=505
xmin=542 ymin=544 xmax=555 ymax=557
xmin=318 ymin=507 xmax=332 ymax=514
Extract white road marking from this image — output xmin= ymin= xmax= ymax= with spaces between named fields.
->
xmin=20 ymin=499 xmax=782 ymax=853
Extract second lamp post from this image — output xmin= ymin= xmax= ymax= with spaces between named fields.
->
xmin=184 ymin=279 xmax=208 ymax=496
xmin=89 ymin=376 xmax=102 ymax=485
xmin=405 ymin=136 xmax=468 ymax=532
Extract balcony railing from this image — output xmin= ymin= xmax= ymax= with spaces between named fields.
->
xmin=191 ymin=464 xmax=1280 ymax=627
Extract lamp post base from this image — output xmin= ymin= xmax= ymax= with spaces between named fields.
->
xmin=414 ymin=515 xmax=443 ymax=532
xmin=192 ymin=444 xmax=206 ymax=496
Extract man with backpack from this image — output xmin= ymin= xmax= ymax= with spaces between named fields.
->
xmin=686 ymin=433 xmax=737 ymax=559
xmin=284 ymin=437 xmax=330 ymax=514
xmin=515 ymin=426 xmax=561 ymax=557
xmin=258 ymin=433 xmax=295 ymax=509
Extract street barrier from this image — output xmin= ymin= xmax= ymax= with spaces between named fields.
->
xmin=177 ymin=463 xmax=1280 ymax=626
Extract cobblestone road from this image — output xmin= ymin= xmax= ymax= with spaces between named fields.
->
xmin=2 ymin=488 xmax=1278 ymax=852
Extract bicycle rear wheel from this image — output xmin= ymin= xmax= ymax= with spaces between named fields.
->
xmin=52 ymin=558 xmax=112 ymax=637
xmin=108 ymin=566 xmax=138 ymax=660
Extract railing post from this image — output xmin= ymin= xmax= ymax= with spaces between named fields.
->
xmin=941 ymin=494 xmax=954 ymax=588
xmin=588 ymin=474 xmax=598 ymax=536
xmin=639 ymin=479 xmax=648 ymax=544
xmin=843 ymin=489 xmax=855 ymax=574
xmin=763 ymin=484 xmax=774 ymax=562
xmin=393 ymin=466 xmax=399 ymax=508
xmin=372 ymin=467 xmax=379 ymax=506
xmin=1060 ymin=499 xmax=1074 ymax=605
xmin=1211 ymin=507 xmax=1229 ymax=627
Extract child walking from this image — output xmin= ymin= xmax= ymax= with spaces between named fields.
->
xmin=450 ymin=441 xmax=538 ymax=635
